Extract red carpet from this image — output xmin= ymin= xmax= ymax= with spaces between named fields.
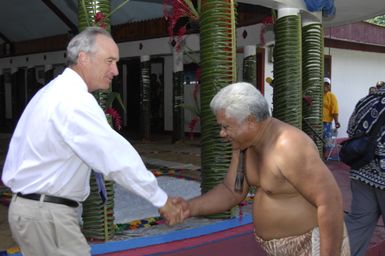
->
xmin=102 ymin=224 xmax=266 ymax=256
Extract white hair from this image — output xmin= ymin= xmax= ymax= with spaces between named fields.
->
xmin=210 ymin=82 xmax=270 ymax=123
xmin=66 ymin=27 xmax=112 ymax=66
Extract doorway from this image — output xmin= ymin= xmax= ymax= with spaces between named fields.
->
xmin=117 ymin=57 xmax=165 ymax=138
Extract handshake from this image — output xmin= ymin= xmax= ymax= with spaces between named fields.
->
xmin=158 ymin=197 xmax=190 ymax=225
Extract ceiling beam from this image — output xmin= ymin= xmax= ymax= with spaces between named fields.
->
xmin=41 ymin=0 xmax=79 ymax=35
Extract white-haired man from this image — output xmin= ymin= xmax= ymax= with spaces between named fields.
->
xmin=175 ymin=82 xmax=350 ymax=255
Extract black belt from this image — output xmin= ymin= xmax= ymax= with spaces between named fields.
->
xmin=16 ymin=193 xmax=79 ymax=208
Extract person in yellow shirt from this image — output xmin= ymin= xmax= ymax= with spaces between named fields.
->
xmin=323 ymin=77 xmax=340 ymax=158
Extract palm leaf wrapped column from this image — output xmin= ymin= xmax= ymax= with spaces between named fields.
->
xmin=44 ymin=64 xmax=54 ymax=85
xmin=200 ymin=0 xmax=237 ymax=218
xmin=243 ymin=45 xmax=257 ymax=86
xmin=26 ymin=66 xmax=38 ymax=101
xmin=140 ymin=55 xmax=151 ymax=140
xmin=78 ymin=0 xmax=115 ymax=241
xmin=172 ymin=46 xmax=185 ymax=142
xmin=0 ymin=71 xmax=5 ymax=130
xmin=273 ymin=8 xmax=302 ymax=129
xmin=302 ymin=21 xmax=324 ymax=155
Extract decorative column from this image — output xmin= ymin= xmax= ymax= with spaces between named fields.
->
xmin=26 ymin=65 xmax=37 ymax=102
xmin=44 ymin=64 xmax=54 ymax=84
xmin=273 ymin=8 xmax=302 ymax=129
xmin=78 ymin=0 xmax=115 ymax=242
xmin=10 ymin=67 xmax=24 ymax=127
xmin=140 ymin=55 xmax=151 ymax=140
xmin=199 ymin=0 xmax=236 ymax=218
xmin=0 ymin=69 xmax=5 ymax=129
xmin=302 ymin=17 xmax=324 ymax=155
xmin=243 ymin=45 xmax=257 ymax=86
xmin=172 ymin=46 xmax=184 ymax=143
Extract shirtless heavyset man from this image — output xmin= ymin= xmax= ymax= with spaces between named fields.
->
xmin=176 ymin=82 xmax=350 ymax=256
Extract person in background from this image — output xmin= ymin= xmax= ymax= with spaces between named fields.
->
xmin=345 ymin=82 xmax=385 ymax=256
xmin=174 ymin=82 xmax=350 ymax=255
xmin=368 ymin=86 xmax=377 ymax=95
xmin=323 ymin=77 xmax=340 ymax=158
xmin=1 ymin=27 xmax=182 ymax=256
xmin=376 ymin=80 xmax=384 ymax=90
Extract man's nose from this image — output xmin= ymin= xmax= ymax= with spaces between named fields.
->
xmin=112 ymin=63 xmax=119 ymax=76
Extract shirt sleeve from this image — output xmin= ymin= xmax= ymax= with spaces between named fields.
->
xmin=330 ymin=93 xmax=339 ymax=115
xmin=59 ymin=96 xmax=168 ymax=208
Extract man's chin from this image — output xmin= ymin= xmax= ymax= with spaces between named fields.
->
xmin=231 ymin=143 xmax=241 ymax=150
xmin=99 ymin=85 xmax=111 ymax=91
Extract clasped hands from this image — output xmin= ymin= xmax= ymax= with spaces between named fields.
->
xmin=158 ymin=197 xmax=190 ymax=226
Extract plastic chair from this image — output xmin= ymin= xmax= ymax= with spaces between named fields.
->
xmin=327 ymin=129 xmax=340 ymax=161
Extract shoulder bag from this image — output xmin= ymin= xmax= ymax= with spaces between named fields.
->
xmin=339 ymin=108 xmax=385 ymax=169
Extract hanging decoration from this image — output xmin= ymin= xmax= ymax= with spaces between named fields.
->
xmin=259 ymin=15 xmax=274 ymax=46
xmin=163 ymin=0 xmax=199 ymax=51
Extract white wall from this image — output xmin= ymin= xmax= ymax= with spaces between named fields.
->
xmin=259 ymin=47 xmax=385 ymax=139
xmin=257 ymin=44 xmax=385 ymax=139
xmin=327 ymin=48 xmax=385 ymax=138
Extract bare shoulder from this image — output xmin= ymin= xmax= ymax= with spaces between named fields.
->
xmin=273 ymin=122 xmax=321 ymax=169
xmin=275 ymin=122 xmax=315 ymax=152
xmin=266 ymin=120 xmax=336 ymax=199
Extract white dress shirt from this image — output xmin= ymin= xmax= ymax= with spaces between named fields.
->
xmin=2 ymin=68 xmax=168 ymax=208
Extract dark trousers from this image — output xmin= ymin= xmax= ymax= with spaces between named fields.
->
xmin=345 ymin=179 xmax=385 ymax=256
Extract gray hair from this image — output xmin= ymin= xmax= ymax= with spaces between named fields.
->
xmin=210 ymin=82 xmax=270 ymax=123
xmin=66 ymin=27 xmax=112 ymax=66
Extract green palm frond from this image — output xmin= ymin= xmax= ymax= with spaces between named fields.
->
xmin=183 ymin=0 xmax=200 ymax=19
xmin=106 ymin=92 xmax=126 ymax=113
xmin=366 ymin=14 xmax=385 ymax=27
xmin=177 ymin=103 xmax=200 ymax=117
xmin=109 ymin=0 xmax=131 ymax=18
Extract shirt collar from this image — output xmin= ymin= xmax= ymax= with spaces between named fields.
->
xmin=63 ymin=67 xmax=89 ymax=92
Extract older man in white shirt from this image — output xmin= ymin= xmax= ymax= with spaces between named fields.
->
xmin=2 ymin=27 xmax=182 ymax=256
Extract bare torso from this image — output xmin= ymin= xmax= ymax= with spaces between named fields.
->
xmin=245 ymin=128 xmax=318 ymax=240
xmin=207 ymin=114 xmax=343 ymax=254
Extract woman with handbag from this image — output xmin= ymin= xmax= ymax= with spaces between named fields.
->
xmin=344 ymin=82 xmax=385 ymax=256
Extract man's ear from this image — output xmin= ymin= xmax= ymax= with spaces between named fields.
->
xmin=246 ymin=115 xmax=256 ymax=124
xmin=77 ymin=52 xmax=89 ymax=65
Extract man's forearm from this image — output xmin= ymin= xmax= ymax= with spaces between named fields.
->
xmin=333 ymin=114 xmax=340 ymax=128
xmin=318 ymin=207 xmax=344 ymax=256
xmin=189 ymin=183 xmax=242 ymax=217
xmin=320 ymin=228 xmax=343 ymax=256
